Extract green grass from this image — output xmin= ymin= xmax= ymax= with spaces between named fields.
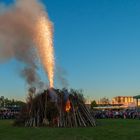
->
xmin=0 ymin=119 xmax=140 ymax=140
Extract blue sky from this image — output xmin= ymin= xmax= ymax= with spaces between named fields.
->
xmin=1 ymin=0 xmax=140 ymax=100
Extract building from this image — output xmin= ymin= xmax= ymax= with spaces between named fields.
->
xmin=88 ymin=95 xmax=140 ymax=108
xmin=112 ymin=96 xmax=133 ymax=104
xmin=112 ymin=96 xmax=140 ymax=107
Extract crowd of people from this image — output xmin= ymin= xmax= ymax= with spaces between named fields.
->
xmin=1 ymin=108 xmax=140 ymax=120
xmin=93 ymin=109 xmax=140 ymax=119
xmin=0 ymin=110 xmax=19 ymax=119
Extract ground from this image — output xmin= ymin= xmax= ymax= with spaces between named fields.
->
xmin=0 ymin=119 xmax=140 ymax=140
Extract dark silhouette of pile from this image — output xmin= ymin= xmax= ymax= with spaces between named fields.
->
xmin=15 ymin=88 xmax=96 ymax=127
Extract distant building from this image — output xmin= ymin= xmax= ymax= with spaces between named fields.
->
xmin=112 ymin=96 xmax=140 ymax=107
xmin=87 ymin=95 xmax=140 ymax=108
xmin=112 ymin=96 xmax=133 ymax=104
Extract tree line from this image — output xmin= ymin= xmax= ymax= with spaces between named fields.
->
xmin=0 ymin=96 xmax=25 ymax=107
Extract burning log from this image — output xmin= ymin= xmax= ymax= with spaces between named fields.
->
xmin=15 ymin=88 xmax=96 ymax=127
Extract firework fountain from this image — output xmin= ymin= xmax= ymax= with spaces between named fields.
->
xmin=35 ymin=15 xmax=54 ymax=88
xmin=0 ymin=0 xmax=96 ymax=127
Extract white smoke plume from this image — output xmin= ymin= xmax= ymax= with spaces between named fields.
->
xmin=0 ymin=0 xmax=55 ymax=87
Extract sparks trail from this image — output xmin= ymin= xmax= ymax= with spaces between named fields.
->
xmin=35 ymin=16 xmax=55 ymax=88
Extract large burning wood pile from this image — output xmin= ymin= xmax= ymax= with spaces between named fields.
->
xmin=15 ymin=88 xmax=96 ymax=127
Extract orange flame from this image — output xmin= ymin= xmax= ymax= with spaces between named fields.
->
xmin=65 ymin=99 xmax=71 ymax=112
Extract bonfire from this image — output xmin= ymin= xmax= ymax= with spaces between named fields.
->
xmin=15 ymin=88 xmax=96 ymax=127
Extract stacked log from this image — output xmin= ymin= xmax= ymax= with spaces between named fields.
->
xmin=15 ymin=88 xmax=96 ymax=127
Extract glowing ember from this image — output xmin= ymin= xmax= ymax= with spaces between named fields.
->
xmin=65 ymin=99 xmax=71 ymax=112
xmin=35 ymin=15 xmax=54 ymax=88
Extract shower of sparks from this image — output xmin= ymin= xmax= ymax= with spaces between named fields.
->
xmin=35 ymin=15 xmax=54 ymax=88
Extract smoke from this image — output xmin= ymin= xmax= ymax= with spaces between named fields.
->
xmin=0 ymin=0 xmax=55 ymax=87
xmin=21 ymin=67 xmax=39 ymax=85
xmin=56 ymin=65 xmax=69 ymax=88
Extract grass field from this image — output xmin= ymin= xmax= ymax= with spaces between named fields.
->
xmin=0 ymin=119 xmax=140 ymax=140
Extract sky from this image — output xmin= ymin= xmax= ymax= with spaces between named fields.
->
xmin=1 ymin=0 xmax=140 ymax=100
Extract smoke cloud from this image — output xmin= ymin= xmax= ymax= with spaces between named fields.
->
xmin=0 ymin=0 xmax=54 ymax=87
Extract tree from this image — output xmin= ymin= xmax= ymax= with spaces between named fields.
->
xmin=100 ymin=97 xmax=110 ymax=105
xmin=91 ymin=100 xmax=98 ymax=108
xmin=0 ymin=96 xmax=5 ymax=107
xmin=0 ymin=96 xmax=25 ymax=107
